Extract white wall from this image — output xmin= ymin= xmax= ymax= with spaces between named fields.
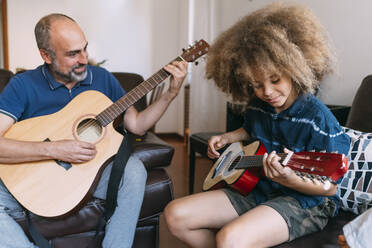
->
xmin=213 ymin=0 xmax=372 ymax=106
xmin=6 ymin=0 xmax=372 ymax=135
xmin=187 ymin=0 xmax=372 ymax=135
xmin=188 ymin=0 xmax=227 ymax=134
xmin=6 ymin=0 xmax=188 ymax=133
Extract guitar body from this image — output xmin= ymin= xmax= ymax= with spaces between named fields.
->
xmin=0 ymin=90 xmax=123 ymax=218
xmin=203 ymin=141 xmax=267 ymax=195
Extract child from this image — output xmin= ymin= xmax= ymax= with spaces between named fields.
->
xmin=164 ymin=2 xmax=351 ymax=248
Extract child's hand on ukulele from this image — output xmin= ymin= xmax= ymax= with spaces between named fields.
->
xmin=207 ymin=135 xmax=229 ymax=159
xmin=262 ymin=148 xmax=296 ymax=184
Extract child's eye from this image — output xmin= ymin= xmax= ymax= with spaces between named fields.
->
xmin=251 ymin=84 xmax=263 ymax=89
xmin=272 ymin=78 xmax=280 ymax=84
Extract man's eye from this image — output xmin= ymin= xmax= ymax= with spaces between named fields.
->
xmin=68 ymin=52 xmax=78 ymax=57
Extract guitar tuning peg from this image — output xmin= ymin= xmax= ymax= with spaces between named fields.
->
xmin=315 ymin=175 xmax=324 ymax=183
xmin=305 ymin=173 xmax=316 ymax=183
xmin=322 ymin=180 xmax=331 ymax=190
xmin=295 ymin=171 xmax=306 ymax=181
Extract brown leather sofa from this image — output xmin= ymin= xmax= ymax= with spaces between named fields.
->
xmin=0 ymin=70 xmax=174 ymax=248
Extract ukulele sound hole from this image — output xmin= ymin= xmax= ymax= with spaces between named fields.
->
xmin=228 ymin=156 xmax=242 ymax=171
xmin=76 ymin=118 xmax=103 ymax=143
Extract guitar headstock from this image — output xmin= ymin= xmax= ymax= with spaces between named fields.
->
xmin=181 ymin=39 xmax=210 ymax=63
xmin=287 ymin=151 xmax=348 ymax=186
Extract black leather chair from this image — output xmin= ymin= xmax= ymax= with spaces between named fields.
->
xmin=0 ymin=68 xmax=14 ymax=92
xmin=1 ymin=70 xmax=174 ymax=248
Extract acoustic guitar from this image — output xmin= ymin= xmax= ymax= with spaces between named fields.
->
xmin=203 ymin=141 xmax=348 ymax=195
xmin=0 ymin=39 xmax=210 ymax=218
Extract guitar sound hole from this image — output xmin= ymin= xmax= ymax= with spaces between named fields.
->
xmin=76 ymin=118 xmax=103 ymax=143
xmin=228 ymin=156 xmax=242 ymax=171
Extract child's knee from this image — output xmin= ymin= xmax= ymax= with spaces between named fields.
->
xmin=164 ymin=199 xmax=188 ymax=235
xmin=216 ymin=225 xmax=245 ymax=248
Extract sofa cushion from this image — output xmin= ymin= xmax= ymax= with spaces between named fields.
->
xmin=132 ymin=132 xmax=174 ymax=170
xmin=337 ymin=127 xmax=372 ymax=214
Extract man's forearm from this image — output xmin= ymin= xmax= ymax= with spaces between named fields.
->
xmin=0 ymin=137 xmax=51 ymax=163
xmin=125 ymin=90 xmax=176 ymax=135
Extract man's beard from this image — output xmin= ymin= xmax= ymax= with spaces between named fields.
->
xmin=51 ymin=59 xmax=88 ymax=83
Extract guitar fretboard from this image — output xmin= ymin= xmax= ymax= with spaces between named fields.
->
xmin=96 ymin=57 xmax=183 ymax=126
xmin=235 ymin=153 xmax=287 ymax=169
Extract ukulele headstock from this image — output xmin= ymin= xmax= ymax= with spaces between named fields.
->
xmin=286 ymin=151 xmax=348 ymax=187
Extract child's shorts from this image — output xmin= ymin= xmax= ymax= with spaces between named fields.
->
xmin=221 ymin=188 xmax=338 ymax=241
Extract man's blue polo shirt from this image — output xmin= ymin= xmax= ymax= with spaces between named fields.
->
xmin=0 ymin=64 xmax=125 ymax=122
xmin=243 ymin=94 xmax=351 ymax=208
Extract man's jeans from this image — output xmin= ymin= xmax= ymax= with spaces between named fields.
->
xmin=0 ymin=156 xmax=147 ymax=248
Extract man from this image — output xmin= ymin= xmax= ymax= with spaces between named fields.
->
xmin=0 ymin=13 xmax=187 ymax=248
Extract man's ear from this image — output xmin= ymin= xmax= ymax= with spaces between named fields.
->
xmin=40 ymin=49 xmax=52 ymax=64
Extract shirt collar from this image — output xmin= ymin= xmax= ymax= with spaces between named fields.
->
xmin=252 ymin=93 xmax=311 ymax=117
xmin=285 ymin=93 xmax=311 ymax=117
xmin=41 ymin=63 xmax=93 ymax=90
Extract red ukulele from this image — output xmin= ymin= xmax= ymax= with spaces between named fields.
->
xmin=203 ymin=141 xmax=348 ymax=195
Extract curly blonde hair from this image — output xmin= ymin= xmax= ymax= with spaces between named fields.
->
xmin=206 ymin=2 xmax=335 ymax=103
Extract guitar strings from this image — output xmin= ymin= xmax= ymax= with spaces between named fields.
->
xmin=75 ymin=52 xmax=199 ymax=135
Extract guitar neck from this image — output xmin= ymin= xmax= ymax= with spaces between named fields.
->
xmin=235 ymin=153 xmax=288 ymax=169
xmin=96 ymin=57 xmax=183 ymax=126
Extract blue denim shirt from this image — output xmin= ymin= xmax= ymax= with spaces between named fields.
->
xmin=0 ymin=64 xmax=125 ymax=122
xmin=243 ymin=94 xmax=350 ymax=208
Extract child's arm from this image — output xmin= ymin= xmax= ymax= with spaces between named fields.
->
xmin=207 ymin=127 xmax=249 ymax=159
xmin=262 ymin=150 xmax=337 ymax=196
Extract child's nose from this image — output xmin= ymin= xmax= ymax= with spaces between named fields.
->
xmin=263 ymin=85 xmax=273 ymax=96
